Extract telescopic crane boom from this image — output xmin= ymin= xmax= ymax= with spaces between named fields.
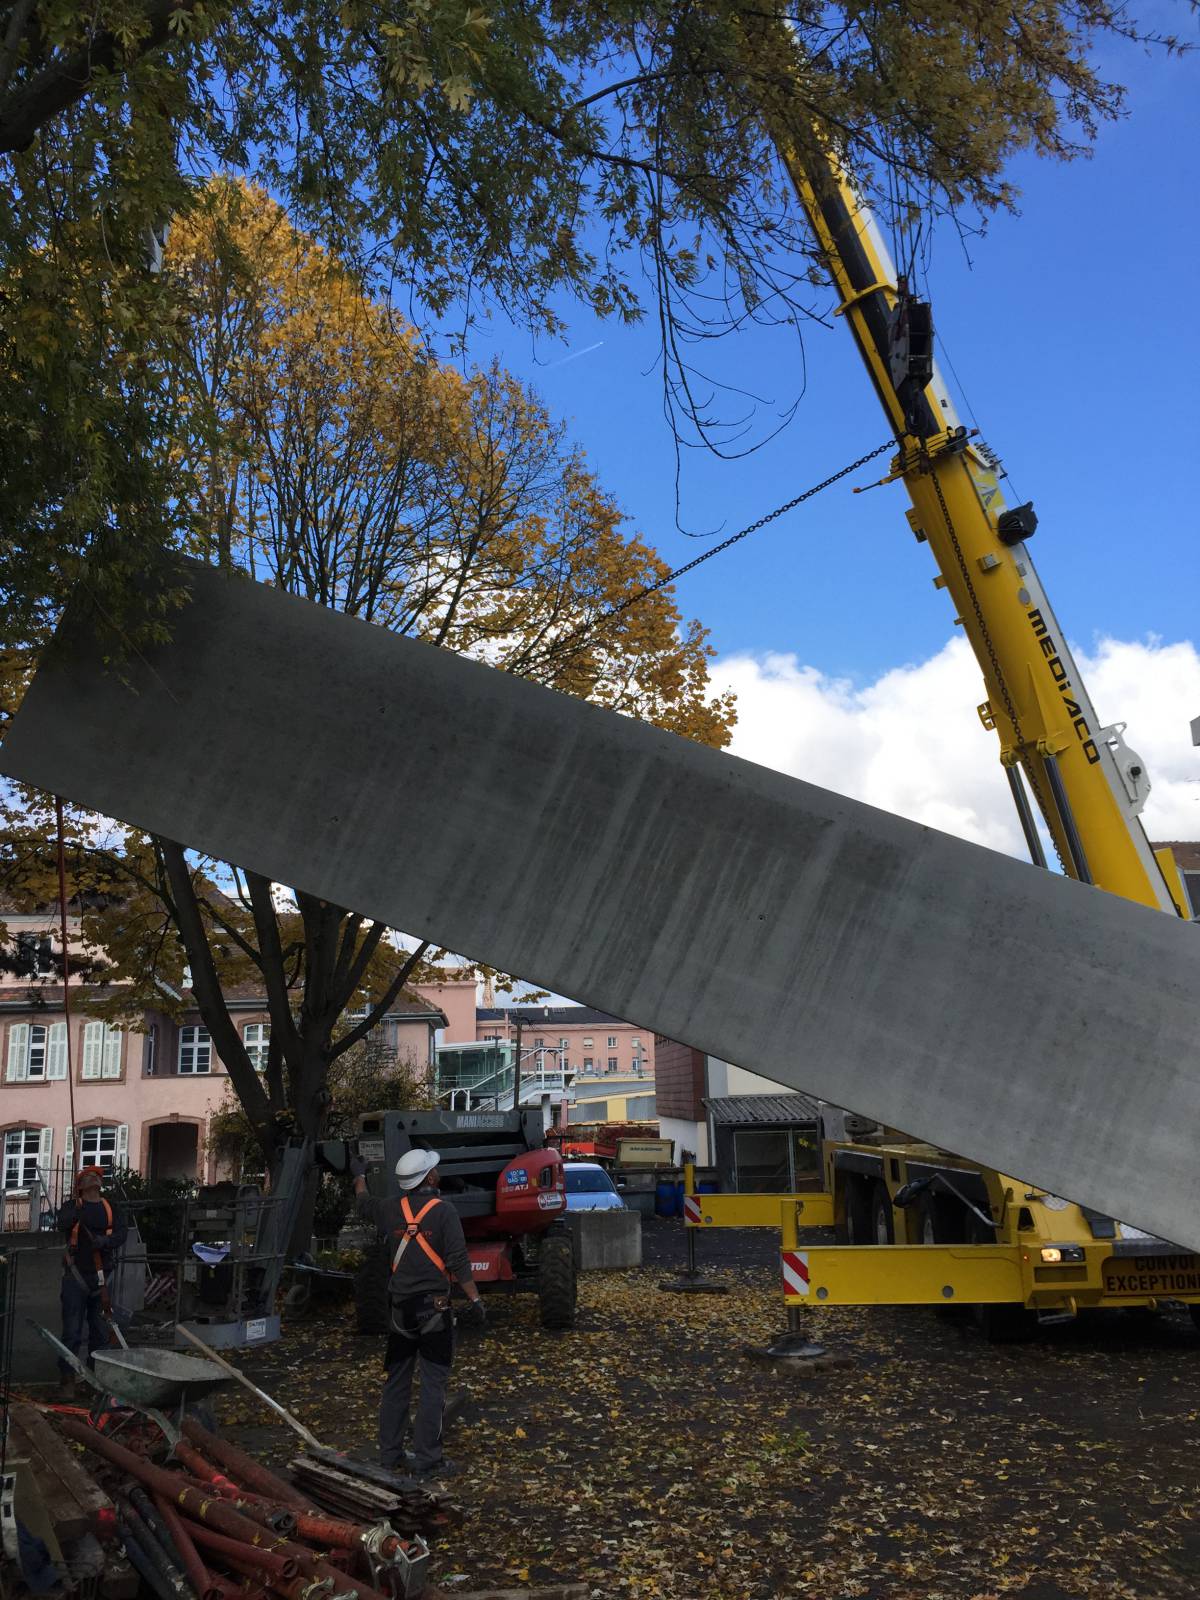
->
xmin=771 ymin=112 xmax=1186 ymax=914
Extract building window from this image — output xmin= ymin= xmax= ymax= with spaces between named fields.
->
xmin=243 ymin=1023 xmax=270 ymax=1072
xmin=607 ymin=1036 xmax=617 ymax=1049
xmin=144 ymin=1028 xmax=158 ymax=1077
xmin=14 ymin=933 xmax=52 ymax=978
xmin=3 ymin=1128 xmax=45 ymax=1190
xmin=6 ymin=1023 xmax=67 ymax=1082
xmin=179 ymin=1025 xmax=212 ymax=1074
xmin=75 ymin=1124 xmax=127 ymax=1174
xmin=27 ymin=1025 xmax=47 ymax=1080
xmin=631 ymin=1037 xmax=640 ymax=1049
xmin=81 ymin=1022 xmax=124 ymax=1081
xmin=583 ymin=1057 xmax=593 ymax=1071
xmin=582 ymin=1037 xmax=593 ymax=1049
xmin=559 ymin=1037 xmax=569 ymax=1049
xmin=534 ymin=1037 xmax=545 ymax=1047
xmin=607 ymin=1057 xmax=618 ymax=1073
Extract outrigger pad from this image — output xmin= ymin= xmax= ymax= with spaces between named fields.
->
xmin=4 ymin=559 xmax=1200 ymax=1250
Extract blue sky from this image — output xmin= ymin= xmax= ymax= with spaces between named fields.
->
xmin=467 ymin=20 xmax=1199 ymax=686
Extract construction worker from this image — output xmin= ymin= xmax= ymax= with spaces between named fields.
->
xmin=351 ymin=1147 xmax=485 ymax=1480
xmin=56 ymin=1165 xmax=128 ymax=1392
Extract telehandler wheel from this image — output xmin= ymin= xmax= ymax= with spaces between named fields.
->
xmin=839 ymin=1178 xmax=874 ymax=1244
xmin=870 ymin=1182 xmax=895 ymax=1245
xmin=537 ymin=1232 xmax=577 ymax=1330
xmin=354 ymin=1245 xmax=390 ymax=1335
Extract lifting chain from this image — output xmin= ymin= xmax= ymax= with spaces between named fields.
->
xmin=545 ymin=437 xmax=898 ymax=662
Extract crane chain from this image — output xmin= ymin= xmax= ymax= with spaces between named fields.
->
xmin=928 ymin=466 xmax=1067 ymax=873
xmin=546 ymin=438 xmax=899 ymax=663
xmin=644 ymin=437 xmax=899 ymax=601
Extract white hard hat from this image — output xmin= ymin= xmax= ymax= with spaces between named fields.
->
xmin=395 ymin=1148 xmax=440 ymax=1191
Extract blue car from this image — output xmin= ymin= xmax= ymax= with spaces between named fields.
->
xmin=563 ymin=1162 xmax=626 ymax=1212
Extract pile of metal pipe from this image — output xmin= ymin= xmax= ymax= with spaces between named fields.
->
xmin=57 ymin=1417 xmax=430 ymax=1600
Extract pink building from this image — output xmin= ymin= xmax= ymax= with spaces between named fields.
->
xmin=473 ymin=1005 xmax=654 ymax=1079
xmin=0 ymin=908 xmax=446 ymax=1217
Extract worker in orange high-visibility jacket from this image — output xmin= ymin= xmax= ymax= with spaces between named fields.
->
xmin=353 ymin=1147 xmax=484 ymax=1481
xmin=56 ymin=1165 xmax=128 ymax=1393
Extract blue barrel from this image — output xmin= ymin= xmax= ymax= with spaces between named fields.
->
xmin=655 ymin=1180 xmax=676 ymax=1218
xmin=698 ymin=1180 xmax=717 ymax=1196
xmin=673 ymin=1179 xmax=685 ymax=1217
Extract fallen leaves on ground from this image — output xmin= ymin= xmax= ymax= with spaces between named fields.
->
xmin=223 ymin=1226 xmax=1200 ymax=1599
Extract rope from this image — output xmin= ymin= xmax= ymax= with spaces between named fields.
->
xmin=54 ymin=796 xmax=79 ymax=1181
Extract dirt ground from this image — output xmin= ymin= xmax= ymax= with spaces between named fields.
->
xmin=225 ymin=1221 xmax=1200 ymax=1600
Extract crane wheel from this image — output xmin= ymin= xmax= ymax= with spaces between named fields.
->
xmin=870 ymin=1182 xmax=895 ymax=1245
xmin=914 ymin=1192 xmax=968 ymax=1246
xmin=537 ymin=1233 xmax=577 ymax=1329
xmin=838 ymin=1178 xmax=875 ymax=1244
xmin=354 ymin=1245 xmax=390 ymax=1335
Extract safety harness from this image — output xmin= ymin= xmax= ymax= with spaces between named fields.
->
xmin=64 ymin=1194 xmax=116 ymax=1309
xmin=69 ymin=1198 xmax=114 ymax=1263
xmin=391 ymin=1194 xmax=449 ymax=1281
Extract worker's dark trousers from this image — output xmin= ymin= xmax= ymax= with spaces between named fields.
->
xmin=59 ymin=1277 xmax=107 ymax=1379
xmin=381 ymin=1312 xmax=454 ymax=1472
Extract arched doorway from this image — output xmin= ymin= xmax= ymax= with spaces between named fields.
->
xmin=147 ymin=1120 xmax=200 ymax=1180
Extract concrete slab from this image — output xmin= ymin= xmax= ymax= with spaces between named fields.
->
xmin=568 ymin=1210 xmax=643 ymax=1271
xmin=3 ymin=562 xmax=1200 ymax=1248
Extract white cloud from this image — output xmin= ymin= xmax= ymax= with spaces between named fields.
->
xmin=714 ymin=634 xmax=1200 ymax=860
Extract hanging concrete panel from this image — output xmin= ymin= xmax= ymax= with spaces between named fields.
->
xmin=3 ymin=562 xmax=1199 ymax=1248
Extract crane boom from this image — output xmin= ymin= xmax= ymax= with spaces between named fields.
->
xmin=775 ymin=131 xmax=1185 ymax=914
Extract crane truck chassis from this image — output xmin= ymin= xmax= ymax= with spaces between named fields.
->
xmin=685 ymin=1136 xmax=1200 ymax=1340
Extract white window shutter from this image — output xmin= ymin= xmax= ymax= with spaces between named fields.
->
xmin=102 ymin=1028 xmax=123 ymax=1079
xmin=64 ymin=1125 xmax=74 ymax=1170
xmin=47 ymin=1022 xmax=68 ymax=1080
xmin=37 ymin=1126 xmax=53 ymax=1173
xmin=115 ymin=1124 xmax=130 ymax=1167
xmin=6 ymin=1024 xmax=29 ymax=1082
xmin=81 ymin=1021 xmax=104 ymax=1080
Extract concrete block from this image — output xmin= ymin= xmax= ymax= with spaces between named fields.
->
xmin=569 ymin=1209 xmax=643 ymax=1270
xmin=5 ymin=561 xmax=1200 ymax=1249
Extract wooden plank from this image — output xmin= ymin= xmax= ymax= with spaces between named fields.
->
xmin=10 ymin=1405 xmax=114 ymax=1537
xmin=8 ymin=1415 xmax=88 ymax=1541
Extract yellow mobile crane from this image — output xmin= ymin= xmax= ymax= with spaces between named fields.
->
xmin=682 ymin=84 xmax=1197 ymax=1339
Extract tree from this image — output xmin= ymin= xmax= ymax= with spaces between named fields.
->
xmin=2 ymin=2 xmax=1191 ymax=637
xmin=208 ymin=1028 xmax=435 ymax=1233
xmin=0 ymin=185 xmax=735 ymax=1239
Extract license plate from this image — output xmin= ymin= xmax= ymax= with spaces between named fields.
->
xmin=1102 ymin=1255 xmax=1200 ymax=1296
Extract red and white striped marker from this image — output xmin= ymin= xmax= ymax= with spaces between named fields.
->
xmin=781 ymin=1250 xmax=810 ymax=1297
xmin=683 ymin=1193 xmax=702 ymax=1225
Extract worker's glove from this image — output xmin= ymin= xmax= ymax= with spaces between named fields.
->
xmin=460 ymin=1299 xmax=487 ymax=1330
xmin=349 ymin=1154 xmax=369 ymax=1179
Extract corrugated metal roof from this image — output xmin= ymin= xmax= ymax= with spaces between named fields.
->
xmin=704 ymin=1092 xmax=820 ymax=1125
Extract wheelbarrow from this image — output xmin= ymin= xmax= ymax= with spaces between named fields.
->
xmin=31 ymin=1322 xmax=230 ymax=1446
